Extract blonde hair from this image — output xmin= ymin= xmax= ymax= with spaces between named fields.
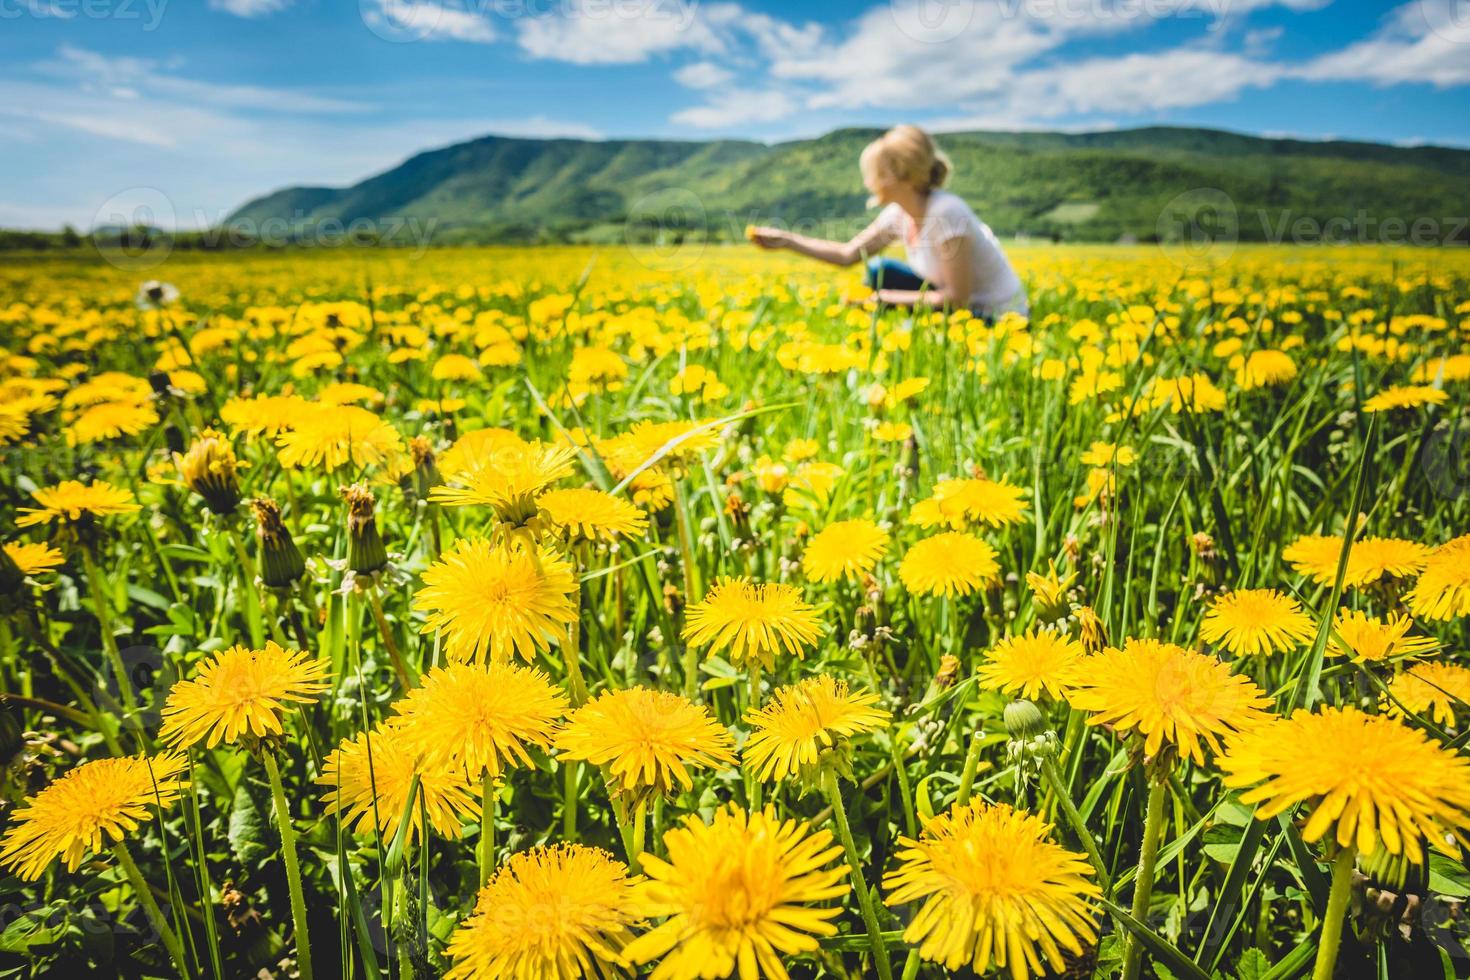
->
xmin=860 ymin=125 xmax=952 ymax=195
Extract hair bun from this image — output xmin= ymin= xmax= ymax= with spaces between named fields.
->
xmin=929 ymin=155 xmax=951 ymax=190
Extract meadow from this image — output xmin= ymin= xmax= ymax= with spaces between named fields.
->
xmin=1 ymin=240 xmax=1468 ymax=980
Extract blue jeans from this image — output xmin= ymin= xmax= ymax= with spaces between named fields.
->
xmin=865 ymin=257 xmax=928 ymax=292
xmin=865 ymin=256 xmax=998 ymax=323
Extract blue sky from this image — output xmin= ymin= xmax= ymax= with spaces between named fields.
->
xmin=2 ymin=0 xmax=1467 ymax=229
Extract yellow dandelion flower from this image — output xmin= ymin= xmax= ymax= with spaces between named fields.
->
xmin=538 ymin=487 xmax=648 ymax=542
xmin=432 ymin=353 xmax=482 ymax=382
xmin=0 ymin=754 xmax=187 ymax=880
xmin=1282 ymin=534 xmax=1345 ymax=585
xmin=1388 ymin=663 xmax=1470 ymax=729
xmin=392 ymin=661 xmax=567 ymax=778
xmin=624 ymin=805 xmax=847 ymax=980
xmin=742 ymin=674 xmax=889 ymax=784
xmin=1330 ymin=609 xmax=1438 ymax=662
xmin=554 ymin=687 xmax=734 ymax=800
xmin=873 ymin=420 xmax=912 ymax=442
xmin=159 ymin=642 xmax=330 ymax=748
xmin=977 ymin=629 xmax=1086 ymax=701
xmin=220 ymin=393 xmax=310 ymax=438
xmin=437 ymin=427 xmax=531 ymax=480
xmin=1199 ymin=588 xmax=1316 ymax=657
xmin=444 ymin=844 xmax=643 ymax=980
xmin=5 ymin=541 xmax=64 ymax=576
xmin=681 ymin=578 xmax=825 ymax=670
xmin=801 ymin=518 xmax=889 ymax=583
xmin=1065 ymin=638 xmax=1271 ymax=765
xmin=414 ymin=538 xmax=578 ymax=663
xmin=16 ymin=480 xmax=140 ymax=529
xmin=899 ymin=532 xmax=1000 ymax=597
xmin=1362 ymin=385 xmax=1448 ymax=413
xmin=430 ymin=441 xmax=578 ymax=525
xmin=883 ymin=801 xmax=1100 ymax=980
xmin=909 ymin=477 xmax=1029 ymax=530
xmin=276 ymin=403 xmax=403 ymax=471
xmin=1220 ymin=706 xmax=1470 ymax=862
xmin=318 ymin=723 xmax=479 ymax=842
xmin=1234 ymin=349 xmax=1297 ymax=390
xmin=1025 ymin=561 xmax=1076 ymax=615
xmin=64 ymin=400 xmax=158 ymax=445
xmin=1407 ymin=534 xmax=1470 ymax=621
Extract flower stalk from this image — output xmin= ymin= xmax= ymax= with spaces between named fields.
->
xmin=262 ymin=751 xmax=314 ymax=980
xmin=1312 ymin=846 xmax=1357 ymax=980
xmin=821 ymin=767 xmax=893 ymax=980
xmin=1121 ymin=775 xmax=1168 ymax=980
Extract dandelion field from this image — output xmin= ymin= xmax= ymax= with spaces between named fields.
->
xmin=2 ymin=241 xmax=1470 ymax=980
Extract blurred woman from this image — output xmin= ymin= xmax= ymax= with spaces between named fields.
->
xmin=748 ymin=125 xmax=1027 ymax=320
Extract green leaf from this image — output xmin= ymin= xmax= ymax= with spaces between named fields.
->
xmin=228 ymin=774 xmax=273 ymax=867
xmin=1234 ymin=947 xmax=1270 ymax=980
xmin=1100 ymin=898 xmax=1213 ymax=980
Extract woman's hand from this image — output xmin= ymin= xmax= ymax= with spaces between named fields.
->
xmin=745 ymin=225 xmax=789 ymax=250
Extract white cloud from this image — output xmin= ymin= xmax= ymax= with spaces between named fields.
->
xmin=1297 ymin=2 xmax=1470 ymax=88
xmin=673 ymin=61 xmax=734 ymax=89
xmin=361 ymin=0 xmax=498 ymax=43
xmin=209 ymin=0 xmax=292 ymax=16
xmin=671 ymin=89 xmax=795 ymax=128
xmin=518 ymin=0 xmax=720 ymax=64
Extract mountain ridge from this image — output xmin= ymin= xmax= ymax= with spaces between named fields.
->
xmin=224 ymin=125 xmax=1470 ymax=245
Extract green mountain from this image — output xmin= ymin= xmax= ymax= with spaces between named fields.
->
xmin=223 ymin=126 xmax=1470 ymax=245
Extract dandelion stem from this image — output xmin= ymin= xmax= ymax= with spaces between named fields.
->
xmin=367 ymin=586 xmax=413 ymax=690
xmin=822 ymin=768 xmax=894 ymax=980
xmin=1312 ymin=846 xmax=1357 ymax=980
xmin=262 ymin=751 xmax=314 ymax=980
xmin=1040 ymin=754 xmax=1111 ymax=894
xmin=956 ymin=730 xmax=984 ymax=806
xmin=1121 ymin=775 xmax=1167 ymax=980
xmin=114 ymin=841 xmax=190 ymax=979
xmin=563 ymin=761 xmax=579 ymax=841
xmin=479 ymin=774 xmax=497 ymax=889
xmin=80 ymin=544 xmax=141 ymax=725
xmin=227 ymin=526 xmax=266 ymax=648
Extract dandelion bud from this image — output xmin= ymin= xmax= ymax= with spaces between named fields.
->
xmin=933 ymin=653 xmax=961 ymax=690
xmin=342 ymin=482 xmax=388 ymax=575
xmin=251 ymin=498 xmax=305 ymax=588
xmin=176 ymin=428 xmax=243 ymax=516
xmin=1076 ymin=605 xmax=1107 ymax=654
xmin=1004 ymin=699 xmax=1047 ymax=742
xmin=407 ymin=436 xmax=440 ymax=499
xmin=1190 ymin=532 xmax=1216 ymax=560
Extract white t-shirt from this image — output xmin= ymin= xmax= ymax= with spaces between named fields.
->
xmin=878 ymin=191 xmax=1027 ymax=316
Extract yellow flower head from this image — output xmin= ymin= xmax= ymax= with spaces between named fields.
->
xmin=0 ymin=754 xmax=187 ymax=880
xmin=1388 ymin=663 xmax=1470 ymax=729
xmin=276 ymin=403 xmax=404 ymax=471
xmin=1199 ymin=588 xmax=1316 ymax=657
xmin=883 ymin=801 xmax=1100 ymax=980
xmin=318 ymin=723 xmax=479 ymax=843
xmin=800 ymin=518 xmax=889 ymax=583
xmin=160 ymin=642 xmax=329 ymax=749
xmin=1330 ymin=609 xmax=1438 ymax=662
xmin=537 ymin=487 xmax=648 ymax=542
xmin=1234 ymin=348 xmax=1297 ymax=390
xmin=392 ymin=661 xmax=567 ymax=779
xmin=899 ymin=532 xmax=1000 ymax=597
xmin=1065 ymin=638 xmax=1272 ymax=766
xmin=1025 ymin=561 xmax=1076 ymax=616
xmin=1221 ymin=706 xmax=1470 ymax=863
xmin=4 ymin=541 xmax=64 ymax=576
xmin=555 ymin=687 xmax=734 ymax=801
xmin=977 ymin=628 xmax=1086 ymax=702
xmin=65 ymin=400 xmax=158 ymax=446
xmin=681 ymin=578 xmax=824 ymax=670
xmin=625 ymin=805 xmax=847 ymax=980
xmin=174 ymin=427 xmax=243 ymax=516
xmin=1407 ymin=534 xmax=1470 ymax=621
xmin=909 ymin=477 xmax=1029 ymax=531
xmin=16 ymin=480 xmax=140 ymax=529
xmin=444 ymin=844 xmax=643 ymax=980
xmin=414 ymin=538 xmax=578 ymax=663
xmin=1362 ymin=385 xmax=1448 ymax=413
xmin=430 ymin=441 xmax=578 ymax=526
xmin=743 ymin=674 xmax=890 ymax=784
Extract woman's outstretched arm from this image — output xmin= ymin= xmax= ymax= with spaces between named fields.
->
xmin=749 ymin=213 xmax=896 ymax=267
